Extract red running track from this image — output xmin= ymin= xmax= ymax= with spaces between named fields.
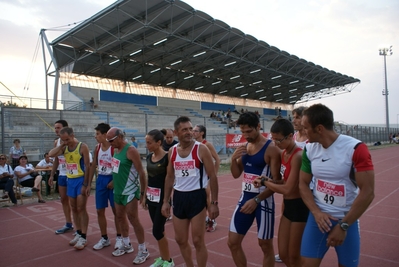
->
xmin=0 ymin=146 xmax=398 ymax=266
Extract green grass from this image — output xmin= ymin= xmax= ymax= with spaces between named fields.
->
xmin=218 ymin=163 xmax=231 ymax=175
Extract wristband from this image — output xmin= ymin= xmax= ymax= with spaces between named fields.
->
xmin=82 ymin=183 xmax=88 ymax=187
xmin=210 ymin=201 xmax=218 ymax=205
xmin=260 ymin=177 xmax=267 ymax=186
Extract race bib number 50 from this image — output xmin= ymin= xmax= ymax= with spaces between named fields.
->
xmin=242 ymin=172 xmax=260 ymax=193
xmin=315 ymin=179 xmax=346 ymax=207
xmin=174 ymin=160 xmax=195 ymax=178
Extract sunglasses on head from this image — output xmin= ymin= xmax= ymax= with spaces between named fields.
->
xmin=106 ymin=135 xmax=118 ymax=143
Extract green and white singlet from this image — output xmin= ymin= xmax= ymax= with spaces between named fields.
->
xmin=112 ymin=144 xmax=140 ymax=198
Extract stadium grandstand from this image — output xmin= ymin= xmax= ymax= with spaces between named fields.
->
xmin=3 ymin=0 xmax=394 ymax=163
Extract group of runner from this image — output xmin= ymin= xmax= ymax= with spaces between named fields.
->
xmin=228 ymin=104 xmax=374 ymax=267
xmin=47 ymin=102 xmax=374 ymax=267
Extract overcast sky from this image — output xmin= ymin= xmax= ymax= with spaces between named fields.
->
xmin=1 ymin=0 xmax=398 ymax=125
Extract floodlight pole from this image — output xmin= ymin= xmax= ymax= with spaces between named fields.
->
xmin=379 ymin=46 xmax=393 ymax=135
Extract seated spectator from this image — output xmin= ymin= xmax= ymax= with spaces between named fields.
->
xmin=226 ymin=110 xmax=232 ymax=120
xmin=216 ymin=112 xmax=222 ymax=121
xmin=0 ymin=154 xmax=17 ymax=205
xmin=210 ymin=111 xmax=215 ymax=118
xmin=35 ymin=152 xmax=53 ymax=175
xmin=89 ymin=97 xmax=98 ymax=109
xmin=131 ymin=136 xmax=138 ymax=148
xmin=36 ymin=152 xmax=54 ymax=195
xmin=14 ymin=155 xmax=45 ymax=203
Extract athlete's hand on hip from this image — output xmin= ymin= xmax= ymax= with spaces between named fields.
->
xmin=240 ymin=199 xmax=257 ymax=214
xmin=314 ymin=211 xmax=337 ymax=233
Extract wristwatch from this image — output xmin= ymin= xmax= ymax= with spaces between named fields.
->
xmin=260 ymin=177 xmax=267 ymax=186
xmin=253 ymin=196 xmax=261 ymax=204
xmin=338 ymin=219 xmax=349 ymax=231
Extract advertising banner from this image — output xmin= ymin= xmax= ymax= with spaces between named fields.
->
xmin=225 ymin=133 xmax=269 ymax=148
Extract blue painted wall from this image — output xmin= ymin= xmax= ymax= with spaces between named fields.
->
xmin=201 ymin=102 xmax=235 ymax=111
xmin=100 ymin=90 xmax=157 ymax=106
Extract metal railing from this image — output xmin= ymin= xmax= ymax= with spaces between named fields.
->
xmin=1 ymin=106 xmax=397 ymax=160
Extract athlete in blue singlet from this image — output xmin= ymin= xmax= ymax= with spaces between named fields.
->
xmin=228 ymin=112 xmax=282 ymax=267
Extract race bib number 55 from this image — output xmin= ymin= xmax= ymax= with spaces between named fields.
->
xmin=174 ymin=160 xmax=195 ymax=178
xmin=315 ymin=179 xmax=346 ymax=207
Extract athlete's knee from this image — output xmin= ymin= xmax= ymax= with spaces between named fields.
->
xmin=97 ymin=208 xmax=106 ymax=217
xmin=60 ymin=195 xmax=69 ymax=204
xmin=258 ymin=238 xmax=274 ymax=253
xmin=227 ymin=236 xmax=240 ymax=251
xmin=152 ymin=228 xmax=164 ymax=241
xmin=192 ymin=235 xmax=205 ymax=249
xmin=175 ymin=234 xmax=188 ymax=246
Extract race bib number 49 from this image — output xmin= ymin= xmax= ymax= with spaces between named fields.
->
xmin=242 ymin=172 xmax=260 ymax=193
xmin=174 ymin=160 xmax=195 ymax=178
xmin=315 ymin=179 xmax=346 ymax=207
xmin=99 ymin=159 xmax=112 ymax=173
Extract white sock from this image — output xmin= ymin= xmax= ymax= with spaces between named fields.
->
xmin=122 ymin=237 xmax=130 ymax=246
xmin=138 ymin=243 xmax=146 ymax=251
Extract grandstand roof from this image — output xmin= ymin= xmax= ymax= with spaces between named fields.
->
xmin=51 ymin=0 xmax=360 ymax=105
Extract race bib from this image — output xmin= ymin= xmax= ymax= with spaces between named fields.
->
xmin=280 ymin=164 xmax=286 ymax=177
xmin=58 ymin=157 xmax=66 ymax=170
xmin=99 ymin=159 xmax=112 ymax=174
xmin=66 ymin=163 xmax=78 ymax=175
xmin=146 ymin=186 xmax=161 ymax=203
xmin=242 ymin=172 xmax=260 ymax=193
xmin=315 ymin=179 xmax=346 ymax=207
xmin=174 ymin=160 xmax=195 ymax=178
xmin=111 ymin=158 xmax=120 ymax=173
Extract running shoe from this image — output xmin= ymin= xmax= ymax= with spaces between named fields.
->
xmin=69 ymin=234 xmax=81 ymax=246
xmin=112 ymin=243 xmax=134 ymax=257
xmin=74 ymin=237 xmax=87 ymax=250
xmin=205 ymin=218 xmax=209 ymax=229
xmin=93 ymin=237 xmax=110 ymax=250
xmin=114 ymin=236 xmax=123 ymax=250
xmin=162 ymin=259 xmax=175 ymax=267
xmin=55 ymin=225 xmax=73 ymax=234
xmin=275 ymin=254 xmax=283 ymax=263
xmin=166 ymin=215 xmax=172 ymax=221
xmin=206 ymin=219 xmax=217 ymax=232
xmin=150 ymin=257 xmax=164 ymax=267
xmin=133 ymin=249 xmax=150 ymax=264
